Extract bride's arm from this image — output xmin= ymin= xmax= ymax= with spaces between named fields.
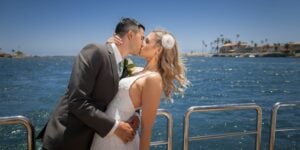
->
xmin=140 ymin=74 xmax=162 ymax=150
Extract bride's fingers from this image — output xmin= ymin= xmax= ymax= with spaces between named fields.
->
xmin=113 ymin=35 xmax=123 ymax=45
xmin=114 ymin=35 xmax=122 ymax=41
xmin=106 ymin=37 xmax=115 ymax=44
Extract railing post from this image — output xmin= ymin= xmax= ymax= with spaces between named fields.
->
xmin=256 ymin=106 xmax=262 ymax=150
xmin=0 ymin=115 xmax=35 ymax=150
xmin=183 ymin=107 xmax=193 ymax=150
xmin=269 ymin=101 xmax=300 ymax=150
xmin=183 ymin=103 xmax=262 ymax=150
xmin=269 ymin=102 xmax=280 ymax=150
xmin=150 ymin=108 xmax=173 ymax=150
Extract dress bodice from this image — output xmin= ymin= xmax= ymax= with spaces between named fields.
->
xmin=105 ymin=72 xmax=152 ymax=121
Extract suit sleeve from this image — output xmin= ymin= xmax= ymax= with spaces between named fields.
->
xmin=68 ymin=44 xmax=115 ymax=137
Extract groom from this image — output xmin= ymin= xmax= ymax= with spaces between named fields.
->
xmin=38 ymin=18 xmax=145 ymax=150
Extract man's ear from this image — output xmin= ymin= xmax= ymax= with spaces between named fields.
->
xmin=127 ymin=30 xmax=133 ymax=40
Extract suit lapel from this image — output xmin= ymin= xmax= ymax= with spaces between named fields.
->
xmin=106 ymin=44 xmax=119 ymax=91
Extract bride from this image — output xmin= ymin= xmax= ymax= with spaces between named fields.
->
xmin=90 ymin=29 xmax=188 ymax=150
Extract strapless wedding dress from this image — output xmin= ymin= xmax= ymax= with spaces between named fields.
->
xmin=90 ymin=72 xmax=152 ymax=150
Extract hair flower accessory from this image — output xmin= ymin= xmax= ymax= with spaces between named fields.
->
xmin=162 ymin=34 xmax=175 ymax=49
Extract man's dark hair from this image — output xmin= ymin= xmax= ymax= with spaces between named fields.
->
xmin=115 ymin=18 xmax=145 ymax=37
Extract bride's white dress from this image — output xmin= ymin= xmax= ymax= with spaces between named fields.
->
xmin=90 ymin=72 xmax=151 ymax=150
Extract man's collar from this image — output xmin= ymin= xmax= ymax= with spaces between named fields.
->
xmin=111 ymin=43 xmax=123 ymax=64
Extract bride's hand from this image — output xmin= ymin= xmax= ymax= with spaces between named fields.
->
xmin=114 ymin=121 xmax=135 ymax=143
xmin=106 ymin=34 xmax=123 ymax=45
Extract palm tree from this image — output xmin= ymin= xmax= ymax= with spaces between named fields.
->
xmin=224 ymin=39 xmax=232 ymax=44
xmin=265 ymin=44 xmax=270 ymax=52
xmin=236 ymin=34 xmax=240 ymax=42
xmin=254 ymin=43 xmax=258 ymax=52
xmin=209 ymin=42 xmax=213 ymax=53
xmin=202 ymin=40 xmax=206 ymax=53
xmin=237 ymin=41 xmax=241 ymax=49
xmin=215 ymin=38 xmax=220 ymax=53
xmin=260 ymin=41 xmax=265 ymax=52
xmin=220 ymin=34 xmax=224 ymax=45
xmin=211 ymin=47 xmax=215 ymax=54
xmin=265 ymin=38 xmax=268 ymax=44
xmin=250 ymin=40 xmax=254 ymax=46
xmin=274 ymin=43 xmax=279 ymax=52
xmin=284 ymin=43 xmax=290 ymax=52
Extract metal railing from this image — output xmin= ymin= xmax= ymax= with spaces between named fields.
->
xmin=183 ymin=103 xmax=262 ymax=150
xmin=1 ymin=102 xmax=299 ymax=150
xmin=150 ymin=108 xmax=173 ymax=150
xmin=0 ymin=115 xmax=35 ymax=150
xmin=0 ymin=110 xmax=172 ymax=150
xmin=269 ymin=101 xmax=300 ymax=150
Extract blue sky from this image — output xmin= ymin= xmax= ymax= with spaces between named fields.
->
xmin=1 ymin=0 xmax=300 ymax=56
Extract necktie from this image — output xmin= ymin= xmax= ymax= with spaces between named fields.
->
xmin=118 ymin=61 xmax=124 ymax=77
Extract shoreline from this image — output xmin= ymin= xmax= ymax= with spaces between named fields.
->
xmin=182 ymin=52 xmax=300 ymax=58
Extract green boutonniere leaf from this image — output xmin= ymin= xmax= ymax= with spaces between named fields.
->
xmin=126 ymin=63 xmax=136 ymax=68
xmin=124 ymin=58 xmax=136 ymax=76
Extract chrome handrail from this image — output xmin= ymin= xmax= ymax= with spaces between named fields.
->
xmin=269 ymin=101 xmax=300 ymax=150
xmin=150 ymin=108 xmax=173 ymax=150
xmin=183 ymin=103 xmax=262 ymax=150
xmin=0 ymin=115 xmax=35 ymax=150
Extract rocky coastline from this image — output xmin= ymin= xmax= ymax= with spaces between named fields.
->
xmin=183 ymin=52 xmax=300 ymax=58
xmin=0 ymin=51 xmax=26 ymax=58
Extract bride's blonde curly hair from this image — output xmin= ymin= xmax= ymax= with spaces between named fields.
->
xmin=152 ymin=29 xmax=188 ymax=100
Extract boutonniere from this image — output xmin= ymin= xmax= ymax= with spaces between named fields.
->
xmin=124 ymin=58 xmax=136 ymax=76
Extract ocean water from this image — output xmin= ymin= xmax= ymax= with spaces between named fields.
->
xmin=0 ymin=56 xmax=299 ymax=150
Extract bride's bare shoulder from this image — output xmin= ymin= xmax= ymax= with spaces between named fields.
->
xmin=145 ymin=72 xmax=162 ymax=85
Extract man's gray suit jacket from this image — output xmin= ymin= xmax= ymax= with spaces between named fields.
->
xmin=38 ymin=43 xmax=119 ymax=150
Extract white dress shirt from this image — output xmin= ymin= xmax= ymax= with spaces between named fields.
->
xmin=105 ymin=43 xmax=123 ymax=137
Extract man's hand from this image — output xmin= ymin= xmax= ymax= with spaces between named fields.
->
xmin=114 ymin=121 xmax=136 ymax=143
xmin=127 ymin=114 xmax=140 ymax=131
